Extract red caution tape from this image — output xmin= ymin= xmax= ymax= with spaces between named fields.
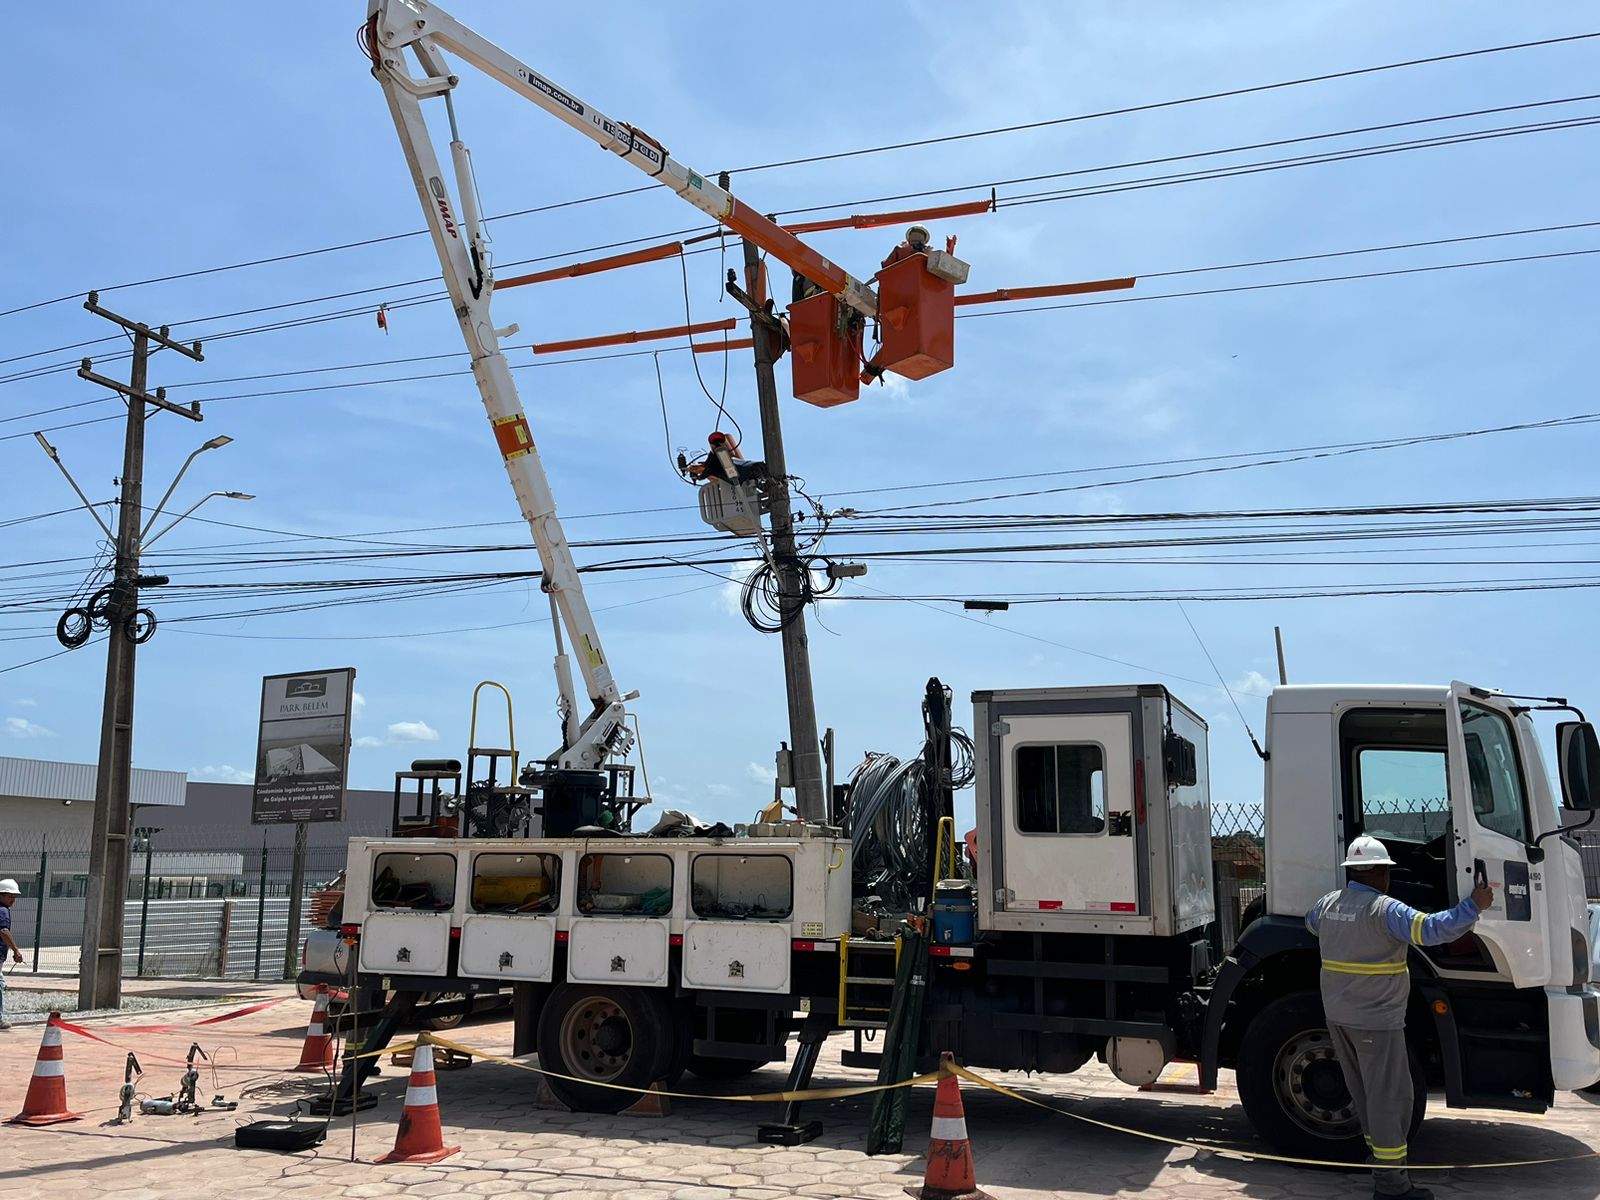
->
xmin=53 ymin=996 xmax=289 ymax=1039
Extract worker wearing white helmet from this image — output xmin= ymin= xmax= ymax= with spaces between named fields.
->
xmin=0 ymin=878 xmax=22 ymax=1031
xmin=1305 ymin=837 xmax=1493 ymax=1200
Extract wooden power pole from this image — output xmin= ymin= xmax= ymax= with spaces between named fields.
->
xmin=75 ymin=294 xmax=204 ymax=1011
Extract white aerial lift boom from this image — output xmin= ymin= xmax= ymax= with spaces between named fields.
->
xmin=360 ymin=0 xmax=883 ymax=774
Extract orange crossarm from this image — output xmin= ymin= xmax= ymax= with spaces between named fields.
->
xmin=956 ymin=277 xmax=1137 ymax=306
xmin=497 ymin=241 xmax=684 ymax=290
xmin=783 ymin=198 xmax=995 ymax=236
xmin=532 ymin=318 xmax=738 ymax=356
xmin=691 ymin=338 xmax=754 ymax=355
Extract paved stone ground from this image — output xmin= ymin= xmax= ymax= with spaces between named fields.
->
xmin=3 ymin=984 xmax=1599 ymax=1199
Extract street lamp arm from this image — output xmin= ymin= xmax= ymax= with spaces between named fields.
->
xmin=140 ymin=435 xmax=233 ymax=541
xmin=33 ymin=433 xmax=116 ymax=541
xmin=141 ymin=490 xmax=251 ymax=549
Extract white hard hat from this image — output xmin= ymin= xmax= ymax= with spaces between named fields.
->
xmin=0 ymin=879 xmax=19 ymax=895
xmin=1342 ymin=835 xmax=1396 ymax=869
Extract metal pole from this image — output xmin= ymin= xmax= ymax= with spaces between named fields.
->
xmin=31 ymin=835 xmax=46 ymax=974
xmin=253 ymin=834 xmax=268 ymax=981
xmin=136 ymin=829 xmax=155 ymax=977
xmin=282 ymin=821 xmax=308 ymax=980
xmin=737 ymin=232 xmax=826 ymax=822
xmin=79 ymin=331 xmax=149 ymax=1012
xmin=1274 ymin=626 xmax=1289 ymax=686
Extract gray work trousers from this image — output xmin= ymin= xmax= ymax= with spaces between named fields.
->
xmin=1328 ymin=1023 xmax=1413 ymax=1196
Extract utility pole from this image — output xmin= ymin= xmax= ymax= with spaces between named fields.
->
xmin=730 ymin=230 xmax=827 ymax=823
xmin=74 ymin=294 xmax=204 ymax=1011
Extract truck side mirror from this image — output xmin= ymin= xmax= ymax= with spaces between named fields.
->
xmin=1557 ymin=721 xmax=1600 ymax=810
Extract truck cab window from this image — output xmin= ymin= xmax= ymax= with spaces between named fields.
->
xmin=1355 ymin=748 xmax=1449 ymax=843
xmin=1016 ymin=743 xmax=1105 ymax=835
xmin=1460 ymin=701 xmax=1531 ymax=842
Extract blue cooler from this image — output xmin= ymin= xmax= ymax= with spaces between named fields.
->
xmin=932 ymin=879 xmax=976 ymax=945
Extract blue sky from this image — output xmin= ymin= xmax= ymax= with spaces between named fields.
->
xmin=3 ymin=3 xmax=1598 ymax=838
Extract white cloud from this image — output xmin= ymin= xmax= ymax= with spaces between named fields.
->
xmin=352 ymin=692 xmax=367 ymax=720
xmin=353 ymin=735 xmax=384 ymax=749
xmin=720 ymin=560 xmax=761 ymax=617
xmin=1232 ymin=670 xmax=1272 ymax=697
xmin=388 ymin=720 xmax=440 ymax=743
xmin=706 ymin=783 xmax=733 ymax=798
xmin=191 ymin=764 xmax=253 ymax=785
xmin=746 ymin=760 xmax=777 ymax=785
xmin=13 ymin=698 xmax=37 ymax=708
xmin=4 ymin=717 xmax=54 ymax=739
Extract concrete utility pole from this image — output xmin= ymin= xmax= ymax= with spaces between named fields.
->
xmin=733 ymin=235 xmax=827 ymax=823
xmin=74 ymin=295 xmax=204 ymax=1011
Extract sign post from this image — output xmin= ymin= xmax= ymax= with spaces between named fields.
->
xmin=251 ymin=668 xmax=356 ymax=981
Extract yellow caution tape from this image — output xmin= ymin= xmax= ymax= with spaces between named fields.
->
xmin=353 ymin=1032 xmax=1596 ymax=1172
xmin=423 ymin=1032 xmax=941 ymax=1104
xmin=950 ymin=1065 xmax=1598 ymax=1172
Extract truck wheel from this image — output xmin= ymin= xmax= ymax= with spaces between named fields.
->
xmin=686 ymin=1054 xmax=760 ymax=1082
xmin=1235 ymin=993 xmax=1425 ymax=1160
xmin=536 ymin=985 xmax=675 ymax=1113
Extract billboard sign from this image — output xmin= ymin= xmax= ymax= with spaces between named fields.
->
xmin=250 ymin=667 xmax=356 ymax=824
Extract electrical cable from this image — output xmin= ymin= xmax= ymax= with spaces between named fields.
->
xmin=8 ymin=30 xmax=1592 ymax=321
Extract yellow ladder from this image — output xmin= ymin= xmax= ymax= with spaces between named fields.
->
xmin=838 ymin=934 xmax=901 ymax=1029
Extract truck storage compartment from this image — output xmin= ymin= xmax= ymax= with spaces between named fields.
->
xmin=682 ymin=921 xmax=790 ymax=992
xmin=568 ymin=918 xmax=671 ymax=986
xmin=576 ymin=851 xmax=672 ymax=916
xmin=458 ymin=850 xmax=561 ymax=981
xmin=689 ymin=853 xmax=794 ymax=921
xmin=359 ymin=849 xmax=459 ymax=975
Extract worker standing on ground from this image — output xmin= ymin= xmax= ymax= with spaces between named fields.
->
xmin=0 ymin=879 xmax=23 ymax=1030
xmin=1306 ymin=836 xmax=1493 ymax=1200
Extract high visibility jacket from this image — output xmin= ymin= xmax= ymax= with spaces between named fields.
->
xmin=1306 ymin=882 xmax=1481 ymax=1029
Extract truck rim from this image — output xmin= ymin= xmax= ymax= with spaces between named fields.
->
xmin=1273 ymin=1028 xmax=1359 ymax=1140
xmin=558 ymin=997 xmax=633 ymax=1082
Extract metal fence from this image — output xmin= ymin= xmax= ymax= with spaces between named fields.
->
xmin=0 ymin=824 xmax=381 ymax=981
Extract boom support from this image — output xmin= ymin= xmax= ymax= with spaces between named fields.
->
xmin=362 ymin=0 xmax=887 ymax=771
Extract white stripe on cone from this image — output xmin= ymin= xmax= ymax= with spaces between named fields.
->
xmin=930 ymin=1115 xmax=968 ymax=1140
xmin=403 ymin=1085 xmax=439 ymax=1108
xmin=31 ymin=1061 xmax=66 ymax=1078
xmin=41 ymin=1027 xmax=62 ymax=1048
xmin=412 ymin=1044 xmax=435 ymax=1072
xmin=305 ymin=1022 xmax=324 ymax=1036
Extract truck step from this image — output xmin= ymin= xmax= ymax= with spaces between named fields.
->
xmin=844 ymin=975 xmax=897 ymax=985
xmin=843 ymin=1019 xmax=889 ymax=1030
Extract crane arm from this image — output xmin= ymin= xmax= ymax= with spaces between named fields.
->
xmin=364 ymin=3 xmax=631 ymax=771
xmin=364 ymin=0 xmax=879 ymax=316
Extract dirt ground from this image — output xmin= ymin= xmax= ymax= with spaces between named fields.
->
xmin=3 ymin=982 xmax=1599 ymax=1199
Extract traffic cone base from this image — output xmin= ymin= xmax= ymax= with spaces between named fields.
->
xmin=905 ymin=1054 xmax=991 ymax=1200
xmin=621 ymin=1080 xmax=671 ymax=1118
xmin=8 ymin=1014 xmax=83 ymax=1127
xmin=295 ymin=986 xmax=336 ymax=1073
xmin=374 ymin=1041 xmax=460 ymax=1165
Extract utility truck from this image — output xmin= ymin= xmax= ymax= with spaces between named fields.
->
xmin=312 ymin=0 xmax=1600 ymax=1158
xmin=315 ymin=681 xmax=1600 ymax=1156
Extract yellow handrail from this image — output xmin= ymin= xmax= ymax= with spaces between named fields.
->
xmin=469 ymin=680 xmax=518 ymax=778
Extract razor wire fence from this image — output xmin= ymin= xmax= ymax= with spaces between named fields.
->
xmin=0 ymin=823 xmax=383 ymax=981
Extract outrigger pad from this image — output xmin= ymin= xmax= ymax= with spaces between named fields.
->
xmin=756 ymin=1120 xmax=824 ymax=1145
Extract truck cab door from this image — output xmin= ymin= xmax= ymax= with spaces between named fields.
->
xmin=1444 ymin=682 xmax=1549 ymax=988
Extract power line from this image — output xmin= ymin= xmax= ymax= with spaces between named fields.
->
xmin=5 ymin=30 xmax=1594 ymax=320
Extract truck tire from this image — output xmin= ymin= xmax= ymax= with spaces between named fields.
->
xmin=1235 ymin=993 xmax=1425 ymax=1160
xmin=686 ymin=1054 xmax=760 ymax=1082
xmin=536 ymin=984 xmax=676 ymax=1113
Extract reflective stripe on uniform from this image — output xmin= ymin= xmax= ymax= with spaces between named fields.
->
xmin=1410 ymin=911 xmax=1425 ymax=945
xmin=1371 ymin=1143 xmax=1407 ymax=1161
xmin=1322 ymin=958 xmax=1407 ymax=976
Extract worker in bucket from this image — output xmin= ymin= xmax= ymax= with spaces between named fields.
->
xmin=0 ymin=879 xmax=23 ymax=1030
xmin=1306 ymin=836 xmax=1494 ymax=1200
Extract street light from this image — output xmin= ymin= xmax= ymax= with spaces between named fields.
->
xmin=140 ymin=434 xmax=236 ymax=541
xmin=32 ymin=432 xmax=114 ymax=539
xmin=142 ymin=491 xmax=254 ymax=549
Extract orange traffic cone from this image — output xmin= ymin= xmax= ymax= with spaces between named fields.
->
xmin=8 ymin=1013 xmax=84 ymax=1127
xmin=374 ymin=1040 xmax=460 ymax=1164
xmin=905 ymin=1054 xmax=991 ymax=1200
xmin=295 ymin=986 xmax=335 ymax=1072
